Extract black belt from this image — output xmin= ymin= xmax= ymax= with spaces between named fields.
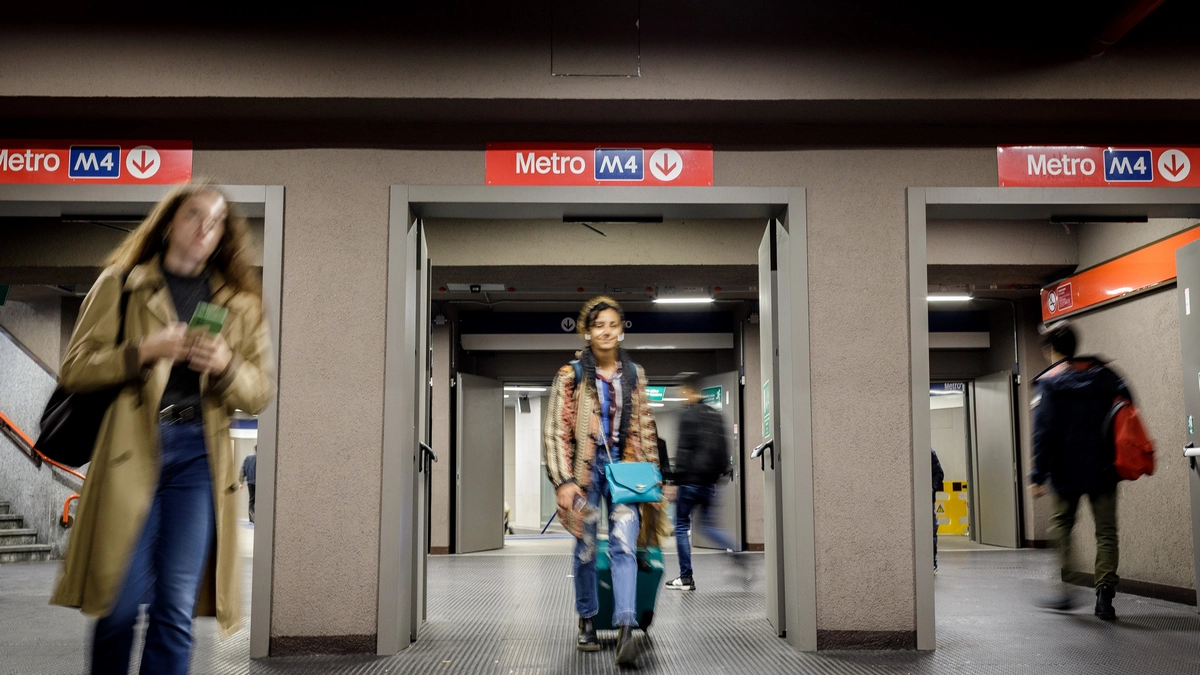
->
xmin=159 ymin=405 xmax=200 ymax=424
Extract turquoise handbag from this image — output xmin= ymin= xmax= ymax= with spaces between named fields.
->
xmin=601 ymin=435 xmax=663 ymax=505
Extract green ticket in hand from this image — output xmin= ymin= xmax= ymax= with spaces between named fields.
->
xmin=188 ymin=301 xmax=228 ymax=335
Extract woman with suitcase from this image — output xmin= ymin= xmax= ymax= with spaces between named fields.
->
xmin=543 ymin=296 xmax=662 ymax=667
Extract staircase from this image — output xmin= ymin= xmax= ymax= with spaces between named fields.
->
xmin=0 ymin=499 xmax=52 ymax=563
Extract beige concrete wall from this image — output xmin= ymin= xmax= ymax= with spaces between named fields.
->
xmin=719 ymin=149 xmax=997 ymax=632
xmin=1062 ymin=219 xmax=1198 ymax=591
xmin=192 ymin=149 xmax=477 ymax=641
xmin=430 ymin=324 xmax=452 ymax=551
xmin=927 ymin=220 xmax=1076 ymax=267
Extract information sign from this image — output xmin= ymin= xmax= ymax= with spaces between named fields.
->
xmin=998 ymin=146 xmax=1200 ymax=188
xmin=702 ymin=386 xmax=723 ymax=410
xmin=0 ymin=140 xmax=192 ymax=184
xmin=486 ymin=143 xmax=713 ymax=186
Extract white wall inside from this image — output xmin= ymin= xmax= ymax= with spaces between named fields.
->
xmin=503 ymin=405 xmax=516 ymax=529
xmin=513 ymin=396 xmax=542 ymax=529
xmin=930 ymin=394 xmax=968 ymax=483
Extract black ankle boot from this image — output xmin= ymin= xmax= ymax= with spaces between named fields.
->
xmin=1095 ymin=586 xmax=1117 ymax=620
xmin=615 ymin=625 xmax=639 ymax=666
xmin=577 ymin=617 xmax=600 ymax=651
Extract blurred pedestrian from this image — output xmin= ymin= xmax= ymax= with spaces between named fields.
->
xmin=664 ymin=373 xmax=740 ymax=591
xmin=240 ymin=445 xmax=257 ymax=523
xmin=50 ymin=182 xmax=275 ymax=674
xmin=932 ymin=448 xmax=944 ymax=572
xmin=1030 ymin=322 xmax=1128 ymax=620
xmin=544 ymin=296 xmax=661 ymax=666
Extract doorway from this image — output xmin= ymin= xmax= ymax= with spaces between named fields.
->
xmin=377 ymin=186 xmax=816 ymax=654
xmin=0 ymin=184 xmax=285 ymax=660
xmin=909 ymin=186 xmax=1200 ymax=650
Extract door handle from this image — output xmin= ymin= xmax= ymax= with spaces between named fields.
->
xmin=752 ymin=440 xmax=774 ymax=471
xmin=1186 ymin=443 xmax=1199 ymax=472
xmin=420 ymin=442 xmax=438 ymax=473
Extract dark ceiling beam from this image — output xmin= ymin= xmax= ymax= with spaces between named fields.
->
xmin=1088 ymin=0 xmax=1168 ymax=56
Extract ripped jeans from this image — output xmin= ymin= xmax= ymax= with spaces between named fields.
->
xmin=575 ymin=450 xmax=641 ymax=626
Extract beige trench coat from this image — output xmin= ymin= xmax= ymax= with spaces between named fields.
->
xmin=50 ymin=258 xmax=274 ymax=637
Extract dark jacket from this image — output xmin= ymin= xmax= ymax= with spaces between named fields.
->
xmin=1031 ymin=357 xmax=1130 ymax=497
xmin=672 ymin=402 xmax=729 ymax=486
xmin=931 ymin=449 xmax=944 ymax=492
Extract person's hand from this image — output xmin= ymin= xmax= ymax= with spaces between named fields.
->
xmin=139 ymin=323 xmax=190 ymax=364
xmin=1031 ymin=484 xmax=1048 ymax=499
xmin=556 ymin=482 xmax=583 ymax=512
xmin=188 ymin=333 xmax=233 ymax=375
xmin=665 ymin=485 xmax=678 ymax=502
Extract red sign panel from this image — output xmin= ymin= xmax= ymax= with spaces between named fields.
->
xmin=486 ymin=143 xmax=713 ymax=186
xmin=999 ymin=146 xmax=1200 ymax=188
xmin=1042 ymin=225 xmax=1200 ymax=321
xmin=0 ymin=140 xmax=192 ymax=185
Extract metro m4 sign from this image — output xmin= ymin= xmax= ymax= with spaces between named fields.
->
xmin=998 ymin=146 xmax=1199 ymax=187
xmin=486 ymin=143 xmax=713 ymax=186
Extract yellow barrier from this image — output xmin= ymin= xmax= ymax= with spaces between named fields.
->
xmin=935 ymin=480 xmax=970 ymax=536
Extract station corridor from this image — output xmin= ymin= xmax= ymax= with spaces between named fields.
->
xmin=3 ymin=541 xmax=1197 ymax=675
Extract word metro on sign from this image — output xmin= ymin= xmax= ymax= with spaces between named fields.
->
xmin=998 ymin=146 xmax=1200 ymax=187
xmin=0 ymin=140 xmax=192 ymax=185
xmin=486 ymin=143 xmax=713 ymax=186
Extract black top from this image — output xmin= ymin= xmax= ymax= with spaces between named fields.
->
xmin=159 ymin=269 xmax=211 ymax=412
xmin=672 ymin=402 xmax=730 ymax=486
xmin=1031 ymin=357 xmax=1131 ymax=496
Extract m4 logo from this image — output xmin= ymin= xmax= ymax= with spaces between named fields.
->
xmin=1103 ymin=149 xmax=1153 ymax=182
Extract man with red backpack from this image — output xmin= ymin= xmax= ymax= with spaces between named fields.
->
xmin=1030 ymin=322 xmax=1136 ymax=620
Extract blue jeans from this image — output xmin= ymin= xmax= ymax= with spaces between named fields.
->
xmin=91 ymin=421 xmax=215 ymax=675
xmin=674 ymin=484 xmax=734 ymax=579
xmin=575 ymin=450 xmax=640 ymax=626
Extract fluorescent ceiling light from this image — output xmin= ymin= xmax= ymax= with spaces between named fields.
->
xmin=648 ymin=403 xmax=665 ymax=408
xmin=654 ymin=297 xmax=714 ymax=304
xmin=927 ymin=295 xmax=972 ymax=303
xmin=504 ymin=395 xmax=510 ymax=398
xmin=663 ymin=397 xmax=688 ymax=402
xmin=504 ymin=386 xmax=547 ymax=392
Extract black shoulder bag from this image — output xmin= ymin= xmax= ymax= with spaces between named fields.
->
xmin=35 ymin=278 xmax=132 ymax=468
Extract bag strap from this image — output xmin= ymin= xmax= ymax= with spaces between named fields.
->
xmin=116 ymin=273 xmax=132 ymax=343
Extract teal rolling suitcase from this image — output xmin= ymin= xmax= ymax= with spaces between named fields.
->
xmin=594 ymin=542 xmax=664 ymax=631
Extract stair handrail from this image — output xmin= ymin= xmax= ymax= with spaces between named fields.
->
xmin=0 ymin=409 xmax=83 ymax=527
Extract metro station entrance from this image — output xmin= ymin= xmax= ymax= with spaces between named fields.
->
xmin=376 ymin=186 xmax=816 ymax=654
xmin=910 ymin=187 xmax=1200 ymax=649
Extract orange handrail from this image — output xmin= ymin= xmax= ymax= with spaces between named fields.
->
xmin=0 ymin=409 xmax=83 ymax=526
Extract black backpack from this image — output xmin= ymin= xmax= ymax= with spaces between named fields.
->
xmin=36 ymin=278 xmax=131 ymax=468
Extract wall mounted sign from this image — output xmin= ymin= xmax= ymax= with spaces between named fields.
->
xmin=0 ymin=140 xmax=192 ymax=184
xmin=486 ymin=143 xmax=713 ymax=186
xmin=645 ymin=386 xmax=666 ymax=402
xmin=999 ymin=146 xmax=1200 ymax=188
xmin=702 ymin=385 xmax=723 ymax=410
xmin=1041 ymin=224 xmax=1200 ymax=321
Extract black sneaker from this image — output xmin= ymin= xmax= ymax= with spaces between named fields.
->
xmin=577 ymin=617 xmax=600 ymax=651
xmin=1095 ymin=586 xmax=1117 ymax=621
xmin=665 ymin=576 xmax=695 ymax=591
xmin=615 ymin=625 xmax=639 ymax=666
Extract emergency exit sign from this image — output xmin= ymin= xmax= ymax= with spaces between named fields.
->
xmin=998 ymin=146 xmax=1200 ymax=187
xmin=486 ymin=143 xmax=713 ymax=186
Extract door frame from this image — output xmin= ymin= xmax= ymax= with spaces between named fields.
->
xmin=379 ymin=185 xmax=815 ymax=653
xmin=0 ymin=184 xmax=285 ymax=659
xmin=908 ymin=186 xmax=1200 ymax=650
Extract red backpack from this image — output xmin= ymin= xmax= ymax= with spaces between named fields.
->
xmin=1106 ymin=399 xmax=1155 ymax=481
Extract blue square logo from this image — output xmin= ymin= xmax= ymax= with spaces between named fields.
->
xmin=1103 ymin=149 xmax=1153 ymax=182
xmin=594 ymin=149 xmax=644 ymax=181
xmin=68 ymin=146 xmax=121 ymax=179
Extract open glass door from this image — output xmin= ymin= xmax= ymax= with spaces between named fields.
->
xmin=971 ymin=371 xmax=1020 ymax=548
xmin=1174 ymin=240 xmax=1200 ymax=597
xmin=692 ymin=371 xmax=743 ymax=551
xmin=455 ymin=374 xmax=505 ymax=554
xmin=756 ymin=219 xmax=787 ymax=637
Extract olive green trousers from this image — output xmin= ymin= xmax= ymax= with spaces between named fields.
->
xmin=1050 ymin=488 xmax=1119 ymax=589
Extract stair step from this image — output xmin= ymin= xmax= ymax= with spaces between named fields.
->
xmin=0 ymin=543 xmax=53 ymax=564
xmin=0 ymin=514 xmax=23 ymax=529
xmin=0 ymin=528 xmax=37 ymax=546
xmin=0 ymin=501 xmax=10 ymax=515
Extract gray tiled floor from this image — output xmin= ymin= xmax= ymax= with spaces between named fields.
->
xmin=1 ymin=544 xmax=1198 ymax=674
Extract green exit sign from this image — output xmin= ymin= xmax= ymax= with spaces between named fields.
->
xmin=645 ymin=386 xmax=665 ymax=402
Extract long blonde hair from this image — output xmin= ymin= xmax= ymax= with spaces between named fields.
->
xmin=106 ymin=181 xmax=260 ymax=294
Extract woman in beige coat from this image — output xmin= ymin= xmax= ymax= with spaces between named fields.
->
xmin=50 ymin=183 xmax=274 ymax=675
